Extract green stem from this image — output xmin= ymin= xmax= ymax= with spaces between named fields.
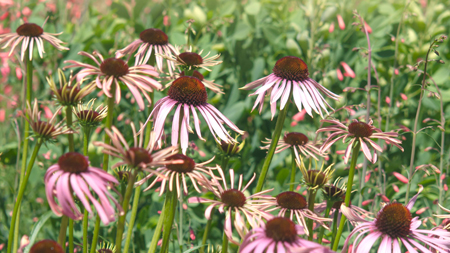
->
xmin=144 ymin=55 xmax=156 ymax=148
xmin=178 ymin=196 xmax=183 ymax=253
xmin=7 ymin=138 xmax=42 ymax=253
xmin=307 ymin=189 xmax=317 ymax=240
xmin=317 ymin=201 xmax=333 ymax=244
xmin=116 ymin=170 xmax=138 ymax=253
xmin=332 ymin=141 xmax=361 ymax=251
xmin=91 ymin=92 xmax=116 ymax=253
xmin=289 ymin=148 xmax=296 ymax=191
xmin=147 ymin=204 xmax=166 ymax=253
xmin=221 ymin=156 xmax=229 ymax=171
xmin=66 ymin=106 xmax=74 ymax=152
xmin=329 ymin=208 xmax=339 ymax=247
xmin=69 ymin=219 xmax=74 ymax=253
xmin=82 ymin=127 xmax=91 ymax=253
xmin=199 ymin=218 xmax=213 ymax=253
xmin=160 ymin=181 xmax=178 ymax=253
xmin=59 ymin=216 xmax=69 ymax=251
xmin=221 ymin=230 xmax=229 ymax=253
xmin=10 ymin=54 xmax=33 ymax=253
xmin=123 ymin=182 xmax=142 ymax=253
xmin=255 ymin=102 xmax=290 ymax=193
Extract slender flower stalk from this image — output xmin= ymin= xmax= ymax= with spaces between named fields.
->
xmin=289 ymin=149 xmax=296 ymax=191
xmin=332 ymin=141 xmax=360 ymax=251
xmin=123 ymin=181 xmax=142 ymax=253
xmin=160 ymin=181 xmax=178 ymax=253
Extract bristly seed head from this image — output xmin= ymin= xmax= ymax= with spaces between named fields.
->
xmin=375 ymin=202 xmax=412 ymax=238
xmin=100 ymin=58 xmax=129 ymax=77
xmin=348 ymin=121 xmax=373 ymax=138
xmin=306 ymin=170 xmax=328 ymax=188
xmin=139 ymin=28 xmax=168 ymax=45
xmin=168 ymin=76 xmax=207 ymax=106
xmin=180 ymin=70 xmax=204 ymax=81
xmin=125 ymin=147 xmax=152 ymax=168
xmin=29 ymin=240 xmax=64 ymax=253
xmin=178 ymin=52 xmax=203 ymax=66
xmin=276 ymin=191 xmax=307 ymax=210
xmin=76 ymin=110 xmax=101 ymax=123
xmin=58 ymin=152 xmax=89 ymax=173
xmin=97 ymin=249 xmax=113 ymax=253
xmin=16 ymin=23 xmax=44 ymax=37
xmin=283 ymin=132 xmax=309 ymax=146
xmin=165 ymin=154 xmax=195 ymax=173
xmin=221 ymin=189 xmax=246 ymax=208
xmin=55 ymin=86 xmax=81 ymax=104
xmin=35 ymin=121 xmax=56 ymax=137
xmin=272 ymin=56 xmax=309 ymax=81
xmin=265 ymin=217 xmax=298 ymax=243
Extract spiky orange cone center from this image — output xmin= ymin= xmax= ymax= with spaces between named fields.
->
xmin=272 ymin=56 xmax=309 ymax=81
xmin=276 ymin=191 xmax=308 ymax=210
xmin=139 ymin=28 xmax=168 ymax=45
xmin=265 ymin=217 xmax=298 ymax=242
xmin=16 ymin=23 xmax=43 ymax=37
xmin=168 ymin=76 xmax=207 ymax=105
xmin=100 ymin=58 xmax=129 ymax=77
xmin=58 ymin=152 xmax=89 ymax=173
xmin=375 ymin=202 xmax=412 ymax=238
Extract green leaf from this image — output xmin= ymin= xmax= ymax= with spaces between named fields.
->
xmin=233 ymin=23 xmax=251 ymax=41
xmin=24 ymin=211 xmax=54 ymax=253
xmin=276 ymin=168 xmax=290 ymax=186
xmin=244 ymin=2 xmax=261 ymax=15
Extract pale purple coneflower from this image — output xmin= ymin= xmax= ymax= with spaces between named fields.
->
xmin=64 ymin=51 xmax=162 ymax=110
xmin=317 ymin=119 xmax=403 ymax=164
xmin=115 ymin=28 xmax=176 ymax=75
xmin=342 ymin=186 xmax=450 ymax=253
xmin=165 ymin=69 xmax=223 ymax=94
xmin=47 ymin=69 xmax=96 ymax=106
xmin=45 ymin=152 xmax=123 ymax=225
xmin=93 ymin=123 xmax=179 ymax=171
xmin=261 ymin=132 xmax=325 ymax=161
xmin=0 ymin=22 xmax=68 ymax=61
xmin=188 ymin=168 xmax=273 ymax=244
xmin=23 ymin=98 xmax=73 ymax=140
xmin=241 ymin=56 xmax=340 ymax=119
xmin=135 ymin=154 xmax=215 ymax=198
xmin=239 ymin=217 xmax=335 ymax=253
xmin=159 ymin=46 xmax=222 ymax=72
xmin=258 ymin=191 xmax=331 ymax=236
xmin=141 ymin=76 xmax=244 ymax=154
xmin=73 ymin=99 xmax=108 ymax=128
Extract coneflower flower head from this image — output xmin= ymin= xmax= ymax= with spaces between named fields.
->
xmin=45 ymin=152 xmax=123 ymax=224
xmin=73 ymin=99 xmax=107 ymax=128
xmin=96 ymin=241 xmax=116 ymax=253
xmin=65 ymin=51 xmax=162 ymax=111
xmin=161 ymin=46 xmax=222 ymax=72
xmin=0 ymin=22 xmax=69 ymax=61
xmin=218 ymin=136 xmax=245 ymax=157
xmin=143 ymin=76 xmax=244 ymax=154
xmin=23 ymin=99 xmax=73 ymax=140
xmin=297 ymin=158 xmax=334 ymax=190
xmin=241 ymin=56 xmax=339 ymax=119
xmin=262 ymin=132 xmax=325 ymax=161
xmin=48 ymin=69 xmax=96 ymax=106
xmin=29 ymin=240 xmax=64 ymax=253
xmin=116 ymin=28 xmax=176 ymax=74
xmin=165 ymin=69 xmax=223 ymax=94
xmin=322 ymin=179 xmax=347 ymax=206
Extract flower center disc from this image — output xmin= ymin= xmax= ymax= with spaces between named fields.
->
xmin=36 ymin=121 xmax=56 ymax=137
xmin=276 ymin=191 xmax=307 ymax=210
xmin=77 ymin=110 xmax=101 ymax=122
xmin=180 ymin=70 xmax=204 ymax=81
xmin=100 ymin=58 xmax=129 ymax=77
xmin=178 ymin=52 xmax=203 ymax=66
xmin=165 ymin=154 xmax=195 ymax=173
xmin=57 ymin=86 xmax=81 ymax=102
xmin=126 ymin=147 xmax=152 ymax=167
xmin=348 ymin=121 xmax=373 ymax=138
xmin=139 ymin=28 xmax=168 ymax=45
xmin=58 ymin=152 xmax=89 ymax=173
xmin=221 ymin=189 xmax=246 ymax=208
xmin=375 ymin=203 xmax=412 ymax=238
xmin=272 ymin=56 xmax=309 ymax=81
xmin=30 ymin=240 xmax=64 ymax=253
xmin=306 ymin=170 xmax=328 ymax=187
xmin=16 ymin=23 xmax=44 ymax=37
xmin=168 ymin=76 xmax=207 ymax=106
xmin=283 ymin=132 xmax=309 ymax=146
xmin=97 ymin=249 xmax=113 ymax=253
xmin=265 ymin=217 xmax=298 ymax=243
xmin=323 ymin=185 xmax=345 ymax=198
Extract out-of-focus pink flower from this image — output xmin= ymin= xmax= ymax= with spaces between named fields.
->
xmin=0 ymin=0 xmax=13 ymax=7
xmin=336 ymin=68 xmax=344 ymax=81
xmin=36 ymin=197 xmax=44 ymax=204
xmin=340 ymin=62 xmax=355 ymax=78
xmin=189 ymin=228 xmax=195 ymax=240
xmin=393 ymin=184 xmax=399 ymax=192
xmin=293 ymin=109 xmax=307 ymax=122
xmin=0 ymin=109 xmax=4 ymax=123
xmin=0 ymin=12 xmax=8 ymax=21
xmin=22 ymin=7 xmax=32 ymax=16
xmin=337 ymin=15 xmax=345 ymax=30
xmin=400 ymin=93 xmax=407 ymax=100
xmin=163 ymin=15 xmax=170 ymax=26
xmin=46 ymin=3 xmax=57 ymax=12
xmin=41 ymin=106 xmax=53 ymax=119
xmin=362 ymin=199 xmax=373 ymax=206
xmin=290 ymin=121 xmax=297 ymax=127
xmin=395 ymin=68 xmax=399 ymax=75
xmin=15 ymin=67 xmax=22 ymax=80
xmin=117 ymin=113 xmax=124 ymax=122
xmin=43 ymin=150 xmax=51 ymax=159
xmin=18 ymin=235 xmax=30 ymax=253
xmin=385 ymin=96 xmax=391 ymax=104
xmin=420 ymin=0 xmax=427 ymax=9
xmin=380 ymin=195 xmax=389 ymax=202
xmin=329 ymin=22 xmax=335 ymax=33
xmin=363 ymin=21 xmax=372 ymax=34
xmin=401 ymin=38 xmax=405 ymax=43
xmin=393 ymin=172 xmax=408 ymax=184
xmin=445 ymin=184 xmax=448 ymax=191
xmin=416 ymin=207 xmax=428 ymax=215
xmin=365 ymin=172 xmax=370 ymax=183
xmin=4 ymin=85 xmax=12 ymax=95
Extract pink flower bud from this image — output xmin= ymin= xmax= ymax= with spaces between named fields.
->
xmin=400 ymin=93 xmax=407 ymax=100
xmin=329 ymin=22 xmax=335 ymax=33
xmin=416 ymin=207 xmax=428 ymax=215
xmin=0 ymin=109 xmax=4 ymax=122
xmin=385 ymin=96 xmax=391 ymax=105
xmin=393 ymin=184 xmax=399 ymax=192
xmin=22 ymin=7 xmax=32 ymax=16
xmin=365 ymin=172 xmax=371 ymax=183
xmin=445 ymin=184 xmax=448 ymax=191
xmin=380 ymin=195 xmax=389 ymax=202
xmin=0 ymin=12 xmax=9 ymax=21
xmin=293 ymin=109 xmax=306 ymax=121
xmin=363 ymin=21 xmax=372 ymax=33
xmin=362 ymin=199 xmax=373 ymax=206
xmin=395 ymin=69 xmax=399 ymax=75
xmin=190 ymin=228 xmax=196 ymax=240
xmin=393 ymin=172 xmax=408 ymax=184
xmin=340 ymin=62 xmax=355 ymax=78
xmin=16 ymin=67 xmax=22 ymax=80
xmin=337 ymin=15 xmax=345 ymax=30
xmin=336 ymin=68 xmax=344 ymax=81
xmin=290 ymin=121 xmax=298 ymax=127
xmin=163 ymin=16 xmax=170 ymax=26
